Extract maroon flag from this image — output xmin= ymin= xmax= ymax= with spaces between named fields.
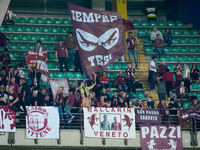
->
xmin=0 ymin=32 xmax=9 ymax=48
xmin=68 ymin=3 xmax=126 ymax=74
xmin=180 ymin=109 xmax=190 ymax=122
xmin=135 ymin=109 xmax=162 ymax=124
xmin=140 ymin=125 xmax=183 ymax=150
xmin=123 ymin=19 xmax=135 ymax=31
xmin=26 ymin=50 xmax=38 ymax=66
xmin=35 ymin=49 xmax=50 ymax=83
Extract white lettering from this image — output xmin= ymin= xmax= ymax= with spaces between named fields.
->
xmin=104 ymin=55 xmax=109 ymax=65
xmin=177 ymin=126 xmax=181 ymax=138
xmin=141 ymin=127 xmax=149 ymax=138
xmin=102 ymin=15 xmax=110 ymax=22
xmin=83 ymin=12 xmax=94 ymax=22
xmin=94 ymin=13 xmax=101 ymax=22
xmin=160 ymin=126 xmax=167 ymax=138
xmin=71 ymin=10 xmax=76 ymax=20
xmin=169 ymin=127 xmax=176 ymax=138
xmin=150 ymin=126 xmax=159 ymax=138
xmin=76 ymin=11 xmax=82 ymax=22
xmin=88 ymin=56 xmax=95 ymax=66
xmin=95 ymin=55 xmax=103 ymax=66
xmin=110 ymin=15 xmax=117 ymax=22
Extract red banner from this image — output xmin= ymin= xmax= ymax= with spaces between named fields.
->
xmin=68 ymin=3 xmax=126 ymax=74
xmin=26 ymin=50 xmax=38 ymax=65
xmin=140 ymin=125 xmax=183 ymax=150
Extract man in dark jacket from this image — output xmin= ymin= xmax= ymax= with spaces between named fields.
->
xmin=176 ymin=81 xmax=190 ymax=107
xmin=0 ymin=48 xmax=11 ymax=70
xmin=168 ymin=98 xmax=180 ymax=124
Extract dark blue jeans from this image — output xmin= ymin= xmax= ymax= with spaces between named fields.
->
xmin=156 ymin=48 xmax=165 ymax=56
xmin=149 ymin=71 xmax=156 ymax=90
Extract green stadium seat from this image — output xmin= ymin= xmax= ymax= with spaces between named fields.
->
xmin=183 ymin=102 xmax=191 ymax=109
xmin=27 ymin=17 xmax=36 ymax=24
xmin=21 ymin=35 xmax=29 ymax=41
xmin=74 ymin=72 xmax=83 ymax=79
xmin=179 ymin=38 xmax=187 ymax=44
xmin=182 ymin=29 xmax=190 ymax=35
xmin=49 ymin=53 xmax=56 ymax=60
xmin=188 ymin=92 xmax=194 ymax=96
xmin=187 ymin=64 xmax=192 ymax=69
xmin=149 ymin=21 xmax=157 ymax=26
xmin=51 ymin=62 xmax=58 ymax=68
xmin=15 ymin=26 xmax=23 ymax=32
xmin=136 ymin=92 xmax=145 ymax=99
xmin=12 ymin=35 xmax=20 ymax=41
xmin=140 ymin=20 xmax=148 ymax=26
xmin=190 ymin=83 xmax=197 ymax=90
xmin=166 ymin=20 xmax=174 ymax=26
xmin=195 ymin=57 xmax=200 ymax=62
xmin=33 ymin=26 xmax=41 ymax=32
xmin=59 ymin=27 xmax=68 ymax=33
xmin=49 ymin=71 xmax=55 ymax=78
xmin=168 ymin=56 xmax=177 ymax=61
xmin=0 ymin=25 xmax=6 ymax=31
xmin=157 ymin=20 xmax=166 ymax=26
xmin=30 ymin=35 xmax=37 ymax=41
xmin=56 ymin=35 xmax=64 ymax=41
xmin=137 ymin=29 xmax=146 ymax=35
xmin=53 ymin=18 xmax=61 ymax=24
xmin=190 ymin=29 xmax=198 ymax=35
xmin=158 ymin=29 xmax=164 ymax=34
xmin=46 ymin=44 xmax=55 ymax=51
xmin=180 ymin=47 xmax=188 ymax=53
xmin=188 ymin=38 xmax=197 ymax=44
xmin=51 ymin=27 xmax=59 ymax=33
xmin=163 ymin=46 xmax=170 ymax=53
xmin=160 ymin=56 xmax=168 ymax=61
xmin=15 ymin=52 xmax=24 ymax=59
xmin=121 ymin=64 xmax=128 ymax=70
xmin=171 ymin=46 xmax=179 ymax=53
xmin=36 ymin=18 xmax=44 ymax=24
xmin=196 ymin=92 xmax=200 ymax=99
xmin=69 ymin=20 xmax=72 ymax=25
xmin=145 ymin=46 xmax=153 ymax=52
xmin=28 ymin=44 xmax=35 ymax=50
xmin=167 ymin=64 xmax=174 ymax=71
xmin=47 ymin=35 xmax=56 ymax=42
xmin=45 ymin=18 xmax=53 ymax=24
xmin=5 ymin=34 xmax=11 ymax=40
xmin=175 ymin=21 xmax=183 ymax=26
xmin=42 ymin=26 xmax=50 ymax=33
xmin=109 ymin=91 xmax=114 ymax=98
xmin=177 ymin=56 xmax=185 ymax=62
xmin=39 ymin=35 xmax=47 ymax=41
xmin=9 ymin=52 xmax=15 ymax=59
xmin=146 ymin=29 xmax=152 ymax=34
xmin=7 ymin=26 xmax=15 ymax=32
xmin=24 ymin=26 xmax=33 ymax=32
xmin=172 ymin=29 xmax=181 ymax=35
xmin=62 ymin=19 xmax=70 ymax=24
xmin=144 ymin=37 xmax=151 ymax=43
xmin=189 ymin=47 xmax=197 ymax=53
xmin=56 ymin=72 xmax=64 ymax=78
xmin=69 ymin=63 xmax=75 ymax=70
xmin=172 ymin=38 xmax=179 ymax=44
xmin=65 ymin=72 xmax=74 ymax=78
xmin=18 ymin=17 xmax=26 ymax=23
xmin=68 ymin=26 xmax=74 ymax=32
xmin=41 ymin=82 xmax=50 ymax=88
xmin=132 ymin=20 xmax=140 ymax=26
xmin=113 ymin=63 xmax=121 ymax=70
xmin=10 ymin=43 xmax=19 ymax=50
xmin=197 ymin=83 xmax=200 ymax=89
xmin=109 ymin=73 xmax=118 ymax=79
xmin=107 ymin=64 xmax=113 ymax=70
xmin=19 ymin=43 xmax=27 ymax=50
xmin=187 ymin=56 xmax=194 ymax=62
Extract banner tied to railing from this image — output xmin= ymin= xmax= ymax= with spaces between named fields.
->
xmin=180 ymin=109 xmax=200 ymax=122
xmin=135 ymin=108 xmax=162 ymax=124
xmin=84 ymin=107 xmax=135 ymax=139
xmin=0 ymin=106 xmax=16 ymax=132
xmin=140 ymin=125 xmax=183 ymax=150
xmin=26 ymin=106 xmax=59 ymax=139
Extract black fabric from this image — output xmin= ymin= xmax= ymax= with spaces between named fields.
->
xmin=58 ymin=57 xmax=69 ymax=72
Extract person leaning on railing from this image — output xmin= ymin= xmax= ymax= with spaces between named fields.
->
xmin=188 ymin=96 xmax=200 ymax=110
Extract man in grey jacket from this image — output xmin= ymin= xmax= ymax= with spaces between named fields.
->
xmin=158 ymin=78 xmax=166 ymax=102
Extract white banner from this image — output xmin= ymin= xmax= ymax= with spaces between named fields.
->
xmin=84 ymin=107 xmax=135 ymax=139
xmin=26 ymin=106 xmax=59 ymax=139
xmin=0 ymin=106 xmax=16 ymax=132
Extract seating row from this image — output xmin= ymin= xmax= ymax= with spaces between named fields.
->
xmin=132 ymin=20 xmax=183 ymax=27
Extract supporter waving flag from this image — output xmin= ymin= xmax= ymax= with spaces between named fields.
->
xmin=68 ymin=3 xmax=132 ymax=74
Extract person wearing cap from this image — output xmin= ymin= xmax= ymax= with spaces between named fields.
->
xmin=65 ymin=31 xmax=77 ymax=63
xmin=189 ymin=96 xmax=200 ymax=110
xmin=174 ymin=62 xmax=183 ymax=87
xmin=148 ymin=55 xmax=159 ymax=91
xmin=183 ymin=64 xmax=191 ymax=92
xmin=126 ymin=32 xmax=139 ymax=69
xmin=190 ymin=64 xmax=200 ymax=85
xmin=20 ymin=77 xmax=31 ymax=106
xmin=125 ymin=62 xmax=136 ymax=93
xmin=55 ymin=39 xmax=69 ymax=72
xmin=176 ymin=81 xmax=189 ymax=107
xmin=168 ymin=98 xmax=180 ymax=124
xmin=64 ymin=88 xmax=75 ymax=123
xmin=117 ymin=97 xmax=126 ymax=108
xmin=0 ymin=48 xmax=11 ymax=70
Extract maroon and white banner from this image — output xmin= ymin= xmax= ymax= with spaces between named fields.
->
xmin=49 ymin=78 xmax=69 ymax=98
xmin=0 ymin=106 xmax=16 ymax=132
xmin=68 ymin=3 xmax=126 ymax=74
xmin=35 ymin=49 xmax=50 ymax=83
xmin=84 ymin=107 xmax=135 ymax=139
xmin=140 ymin=125 xmax=183 ymax=150
xmin=180 ymin=109 xmax=200 ymax=122
xmin=26 ymin=106 xmax=59 ymax=139
xmin=26 ymin=50 xmax=38 ymax=66
xmin=135 ymin=109 xmax=162 ymax=124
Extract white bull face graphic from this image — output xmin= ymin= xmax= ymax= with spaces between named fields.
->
xmin=76 ymin=28 xmax=119 ymax=51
